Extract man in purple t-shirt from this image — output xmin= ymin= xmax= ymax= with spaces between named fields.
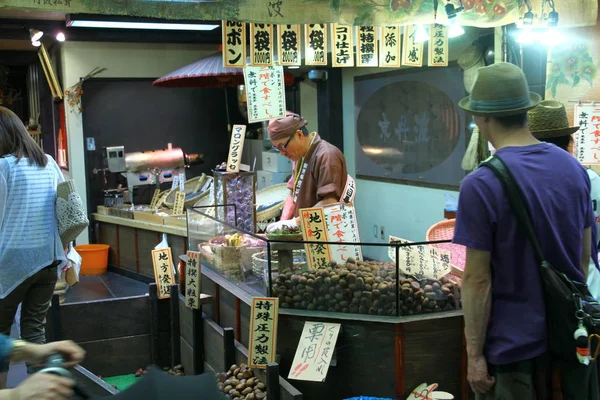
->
xmin=454 ymin=62 xmax=598 ymax=399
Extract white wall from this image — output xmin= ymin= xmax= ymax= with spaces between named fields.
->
xmin=299 ymin=80 xmax=318 ymax=132
xmin=60 ymin=42 xmax=216 ymax=244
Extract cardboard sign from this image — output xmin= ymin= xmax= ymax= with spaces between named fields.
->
xmin=305 ymin=24 xmax=327 ymax=65
xmin=249 ymin=297 xmax=279 ymax=369
xmin=250 ymin=23 xmax=274 ymax=66
xmin=149 ymin=189 xmax=161 ymax=209
xmin=402 ymin=25 xmax=424 ymax=67
xmin=388 ymin=236 xmax=451 ymax=280
xmin=356 ymin=26 xmax=378 ymax=67
xmin=299 ymin=207 xmax=331 ymax=269
xmin=227 ymin=125 xmax=247 ymax=172
xmin=278 ymin=24 xmax=301 ymax=66
xmin=185 ymin=251 xmax=202 ymax=309
xmin=331 ymin=23 xmax=354 ymax=67
xmin=288 ymin=321 xmax=341 ymax=382
xmin=151 ymin=248 xmax=175 ymax=299
xmin=173 ymin=191 xmax=186 ymax=215
xmin=428 ymin=24 xmax=449 ymax=67
xmin=244 ymin=65 xmax=286 ymax=123
xmin=380 ymin=25 xmax=401 ymax=68
xmin=323 ymin=203 xmax=362 ymax=263
xmin=222 ymin=20 xmax=246 ymax=68
xmin=574 ymin=104 xmax=600 ymax=165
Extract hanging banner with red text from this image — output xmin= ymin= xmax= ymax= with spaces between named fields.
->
xmin=305 ymin=24 xmax=328 ymax=66
xmin=278 ymin=24 xmax=301 ymax=66
xmin=250 ymin=23 xmax=274 ymax=66
xmin=323 ymin=203 xmax=362 ymax=263
xmin=244 ymin=65 xmax=286 ymax=123
xmin=222 ymin=21 xmax=246 ymax=68
xmin=574 ymin=104 xmax=600 ymax=165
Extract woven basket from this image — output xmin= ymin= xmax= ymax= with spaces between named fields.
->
xmin=163 ymin=175 xmax=208 ymax=209
xmin=256 ymin=183 xmax=289 ymax=222
xmin=56 ymin=180 xmax=89 ymax=245
xmin=425 ymin=219 xmax=466 ymax=277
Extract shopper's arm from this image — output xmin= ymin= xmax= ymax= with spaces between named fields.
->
xmin=582 ymin=227 xmax=592 ymax=278
xmin=462 ymin=248 xmax=493 ymax=358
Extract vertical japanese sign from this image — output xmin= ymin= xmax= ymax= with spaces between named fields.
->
xmin=250 ymin=24 xmax=274 ymax=66
xmin=244 ymin=65 xmax=286 ymax=123
xmin=222 ymin=21 xmax=246 ymax=68
xmin=151 ymin=248 xmax=175 ymax=299
xmin=574 ymin=104 xmax=600 ymax=165
xmin=149 ymin=189 xmax=161 ymax=210
xmin=428 ymin=24 xmax=449 ymax=67
xmin=331 ymin=23 xmax=354 ymax=67
xmin=388 ymin=236 xmax=451 ymax=279
xmin=278 ymin=24 xmax=301 ymax=66
xmin=402 ymin=25 xmax=424 ymax=67
xmin=380 ymin=26 xmax=401 ymax=68
xmin=248 ymin=297 xmax=279 ymax=369
xmin=226 ymin=125 xmax=247 ymax=172
xmin=299 ymin=207 xmax=332 ymax=269
xmin=305 ymin=24 xmax=327 ymax=66
xmin=173 ymin=191 xmax=186 ymax=215
xmin=323 ymin=203 xmax=362 ymax=263
xmin=356 ymin=26 xmax=378 ymax=67
xmin=185 ymin=251 xmax=202 ymax=309
xmin=288 ymin=322 xmax=341 ymax=382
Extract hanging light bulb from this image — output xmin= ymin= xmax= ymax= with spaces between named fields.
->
xmin=522 ymin=11 xmax=534 ymax=26
xmin=31 ymin=40 xmax=41 ymax=47
xmin=56 ymin=32 xmax=66 ymax=42
xmin=29 ymin=29 xmax=43 ymax=42
xmin=414 ymin=24 xmax=429 ymax=43
xmin=448 ymin=23 xmax=465 ymax=38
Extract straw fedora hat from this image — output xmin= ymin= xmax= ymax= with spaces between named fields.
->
xmin=458 ymin=43 xmax=485 ymax=94
xmin=528 ymin=100 xmax=580 ymax=139
xmin=459 ymin=62 xmax=541 ymax=117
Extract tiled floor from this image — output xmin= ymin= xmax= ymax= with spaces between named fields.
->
xmin=64 ymin=272 xmax=148 ymax=304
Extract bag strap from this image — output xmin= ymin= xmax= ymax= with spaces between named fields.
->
xmin=480 ymin=155 xmax=546 ymax=263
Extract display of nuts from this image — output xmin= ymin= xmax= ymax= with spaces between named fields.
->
xmin=216 ymin=364 xmax=268 ymax=400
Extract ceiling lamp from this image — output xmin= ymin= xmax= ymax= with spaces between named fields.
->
xmin=445 ymin=1 xmax=465 ymax=38
xmin=414 ymin=24 xmax=429 ymax=43
xmin=29 ymin=29 xmax=43 ymax=42
xmin=66 ymin=15 xmax=218 ymax=31
xmin=31 ymin=40 xmax=41 ymax=47
xmin=448 ymin=24 xmax=465 ymax=38
xmin=56 ymin=32 xmax=66 ymax=42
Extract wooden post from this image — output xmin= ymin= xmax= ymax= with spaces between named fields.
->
xmin=170 ymin=284 xmax=181 ymax=368
xmin=223 ymin=327 xmax=236 ymax=372
xmin=192 ymin=307 xmax=204 ymax=374
xmin=266 ymin=363 xmax=281 ymax=400
xmin=149 ymin=283 xmax=161 ymax=365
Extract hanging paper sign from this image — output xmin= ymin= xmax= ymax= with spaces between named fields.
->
xmin=244 ymin=65 xmax=286 ymax=123
xmin=305 ymin=24 xmax=327 ymax=65
xmin=402 ymin=25 xmax=424 ymax=67
xmin=331 ymin=23 xmax=354 ymax=67
xmin=356 ymin=26 xmax=378 ymax=67
xmin=227 ymin=125 xmax=247 ymax=172
xmin=185 ymin=251 xmax=202 ymax=309
xmin=299 ymin=207 xmax=331 ymax=269
xmin=222 ymin=21 xmax=246 ymax=68
xmin=250 ymin=23 xmax=274 ymax=66
xmin=574 ymin=104 xmax=600 ymax=165
xmin=173 ymin=191 xmax=186 ymax=215
xmin=151 ymin=248 xmax=175 ymax=299
xmin=149 ymin=189 xmax=161 ymax=209
xmin=323 ymin=203 xmax=362 ymax=263
xmin=178 ymin=172 xmax=185 ymax=192
xmin=388 ymin=236 xmax=451 ymax=280
xmin=248 ymin=297 xmax=279 ymax=369
xmin=278 ymin=24 xmax=301 ymax=66
xmin=288 ymin=321 xmax=341 ymax=382
xmin=428 ymin=24 xmax=449 ymax=67
xmin=380 ymin=26 xmax=401 ymax=68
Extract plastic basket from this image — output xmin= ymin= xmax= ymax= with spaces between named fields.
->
xmin=75 ymin=244 xmax=110 ymax=276
xmin=425 ymin=219 xmax=466 ymax=277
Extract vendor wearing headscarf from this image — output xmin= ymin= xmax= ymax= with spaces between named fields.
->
xmin=266 ymin=111 xmax=351 ymax=233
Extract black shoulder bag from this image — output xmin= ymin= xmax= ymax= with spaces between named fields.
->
xmin=481 ymin=155 xmax=600 ymax=362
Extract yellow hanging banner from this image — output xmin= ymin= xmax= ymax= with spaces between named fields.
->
xmin=402 ymin=25 xmax=424 ymax=67
xmin=331 ymin=24 xmax=354 ymax=67
xmin=222 ymin=21 xmax=246 ymax=68
xmin=380 ymin=26 xmax=401 ymax=68
xmin=428 ymin=24 xmax=449 ymax=67
xmin=250 ymin=24 xmax=274 ymax=66
xmin=305 ymin=24 xmax=328 ymax=66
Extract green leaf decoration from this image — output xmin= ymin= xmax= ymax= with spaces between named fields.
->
xmin=551 ymin=78 xmax=559 ymax=98
xmin=331 ymin=0 xmax=341 ymax=12
xmin=582 ymin=73 xmax=594 ymax=87
xmin=572 ymin=73 xmax=581 ymax=87
xmin=558 ymin=71 xmax=570 ymax=85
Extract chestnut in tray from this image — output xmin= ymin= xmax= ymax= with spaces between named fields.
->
xmin=216 ymin=364 xmax=267 ymax=400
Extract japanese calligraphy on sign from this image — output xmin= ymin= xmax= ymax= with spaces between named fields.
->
xmin=356 ymin=26 xmax=378 ymax=67
xmin=322 ymin=203 xmax=362 ymax=263
xmin=388 ymin=236 xmax=451 ymax=280
xmin=428 ymin=24 xmax=448 ymax=67
xmin=222 ymin=21 xmax=246 ymax=68
xmin=305 ymin=24 xmax=327 ymax=66
xmin=227 ymin=125 xmax=247 ymax=172
xmin=151 ymin=248 xmax=175 ymax=299
xmin=185 ymin=251 xmax=202 ymax=309
xmin=250 ymin=24 xmax=274 ymax=66
xmin=574 ymin=104 xmax=600 ymax=165
xmin=288 ymin=321 xmax=341 ymax=382
xmin=380 ymin=26 xmax=401 ymax=68
xmin=249 ymin=297 xmax=279 ymax=369
xmin=173 ymin=191 xmax=186 ymax=215
xmin=299 ymin=207 xmax=332 ymax=269
xmin=331 ymin=23 xmax=354 ymax=67
xmin=243 ymin=65 xmax=286 ymax=123
xmin=402 ymin=25 xmax=424 ymax=67
xmin=278 ymin=24 xmax=301 ymax=66
xmin=149 ymin=189 xmax=161 ymax=210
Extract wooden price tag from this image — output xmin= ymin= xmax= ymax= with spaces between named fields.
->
xmin=288 ymin=321 xmax=341 ymax=382
xmin=248 ymin=297 xmax=279 ymax=369
xmin=299 ymin=207 xmax=331 ymax=269
xmin=149 ymin=189 xmax=161 ymax=209
xmin=173 ymin=191 xmax=186 ymax=215
xmin=151 ymin=248 xmax=175 ymax=299
xmin=226 ymin=125 xmax=247 ymax=173
xmin=185 ymin=251 xmax=202 ymax=309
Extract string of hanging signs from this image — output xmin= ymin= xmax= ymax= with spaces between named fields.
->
xmin=222 ymin=21 xmax=449 ymax=69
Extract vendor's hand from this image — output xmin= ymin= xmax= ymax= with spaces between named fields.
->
xmin=22 ymin=340 xmax=86 ymax=367
xmin=467 ymin=354 xmax=495 ymax=394
xmin=10 ymin=373 xmax=75 ymax=400
xmin=266 ymin=218 xmax=298 ymax=233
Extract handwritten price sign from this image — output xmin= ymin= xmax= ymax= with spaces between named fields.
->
xmin=288 ymin=321 xmax=341 ymax=382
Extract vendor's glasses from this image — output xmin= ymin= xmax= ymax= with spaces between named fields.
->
xmin=272 ymin=133 xmax=295 ymax=152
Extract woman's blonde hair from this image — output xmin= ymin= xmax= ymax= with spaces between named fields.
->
xmin=0 ymin=106 xmax=47 ymax=167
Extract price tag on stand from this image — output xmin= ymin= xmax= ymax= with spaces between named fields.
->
xmin=185 ymin=251 xmax=202 ymax=309
xmin=248 ymin=297 xmax=279 ymax=369
xmin=173 ymin=191 xmax=186 ymax=215
xmin=388 ymin=235 xmax=451 ymax=280
xmin=299 ymin=207 xmax=331 ymax=269
xmin=178 ymin=173 xmax=185 ymax=192
xmin=288 ymin=321 xmax=341 ymax=382
xmin=322 ymin=203 xmax=362 ymax=263
xmin=151 ymin=248 xmax=175 ymax=299
xmin=149 ymin=189 xmax=161 ymax=209
xmin=226 ymin=125 xmax=247 ymax=173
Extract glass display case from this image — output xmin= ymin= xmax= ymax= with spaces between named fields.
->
xmin=213 ymin=171 xmax=256 ymax=234
xmin=187 ymin=207 xmax=461 ymax=317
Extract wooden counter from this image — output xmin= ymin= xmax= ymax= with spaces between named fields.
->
xmin=93 ymin=213 xmax=187 ymax=236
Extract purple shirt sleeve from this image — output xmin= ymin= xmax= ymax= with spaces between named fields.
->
xmin=453 ymin=172 xmax=495 ymax=252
